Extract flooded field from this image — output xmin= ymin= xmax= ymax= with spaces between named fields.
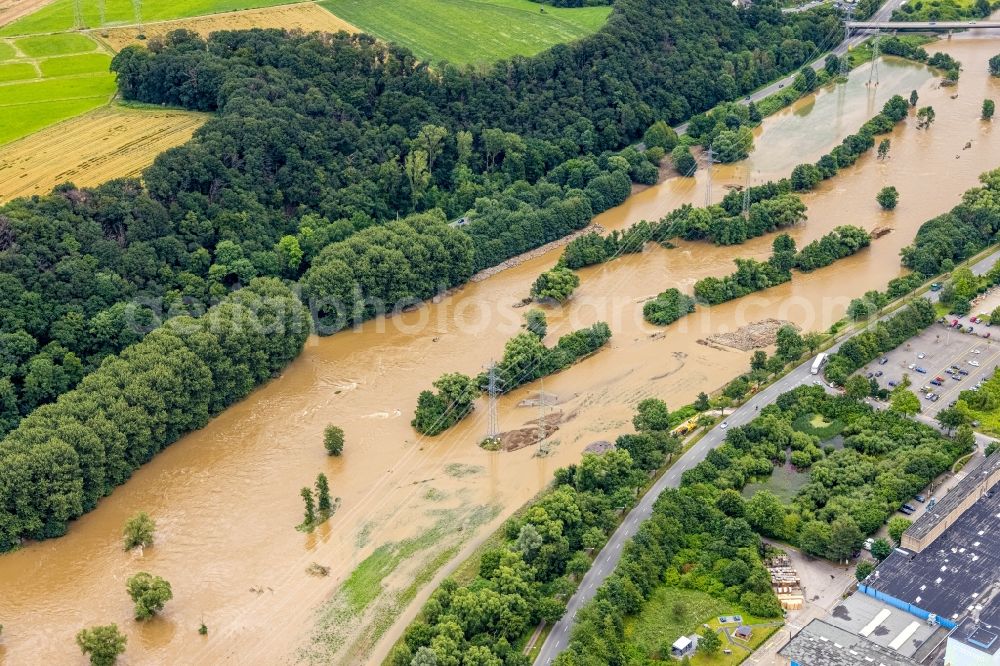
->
xmin=2 ymin=32 xmax=1000 ymax=666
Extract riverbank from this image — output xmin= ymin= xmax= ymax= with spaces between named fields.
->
xmin=3 ymin=34 xmax=1000 ymax=665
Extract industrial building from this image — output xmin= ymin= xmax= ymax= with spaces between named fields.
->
xmin=780 ymin=452 xmax=1000 ymax=665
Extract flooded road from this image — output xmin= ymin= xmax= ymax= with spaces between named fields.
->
xmin=2 ymin=34 xmax=1000 ymax=666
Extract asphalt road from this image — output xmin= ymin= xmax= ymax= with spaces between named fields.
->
xmin=533 ymin=248 xmax=1000 ymax=665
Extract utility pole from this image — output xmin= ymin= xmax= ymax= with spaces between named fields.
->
xmin=840 ymin=3 xmax=853 ymax=79
xmin=868 ymin=29 xmax=881 ymax=87
xmin=704 ymin=145 xmax=715 ymax=207
xmin=742 ymin=172 xmax=751 ymax=220
xmin=486 ymin=361 xmax=499 ymax=442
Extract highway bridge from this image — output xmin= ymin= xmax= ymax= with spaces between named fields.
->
xmin=847 ymin=20 xmax=1000 ymax=31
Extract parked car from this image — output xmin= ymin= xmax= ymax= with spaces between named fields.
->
xmin=863 ymin=537 xmax=875 ymax=551
xmin=973 ymin=349 xmax=982 ymax=354
xmin=916 ymin=367 xmax=927 ymax=374
xmin=903 ymin=503 xmax=917 ymax=512
xmin=915 ymin=494 xmax=926 ymax=503
xmin=930 ymin=394 xmax=939 ymax=402
xmin=720 ymin=421 xmax=729 ymax=429
xmin=900 ymin=505 xmax=915 ymax=515
xmin=970 ymin=360 xmax=981 ymax=367
xmin=930 ymin=379 xmax=942 ymax=386
xmin=927 ymin=498 xmax=937 ymax=509
xmin=866 ymin=372 xmax=874 ymax=378
xmin=888 ymin=381 xmax=898 ymax=387
xmin=875 ymin=371 xmax=883 ymax=377
xmin=879 ymin=357 xmax=889 ymax=365
xmin=930 ymin=282 xmax=943 ymax=291
xmin=917 ymin=352 xmax=926 ymax=359
xmin=908 ymin=363 xmax=917 ymax=370
xmin=959 ymin=369 xmax=969 ymax=375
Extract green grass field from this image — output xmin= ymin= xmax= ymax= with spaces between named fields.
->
xmin=320 ymin=0 xmax=612 ymax=65
xmin=0 ymin=62 xmax=37 ymax=82
xmin=625 ymin=587 xmax=782 ymax=664
xmin=39 ymin=53 xmax=112 ymax=77
xmin=0 ymin=0 xmax=311 ymax=36
xmin=14 ymin=32 xmax=99 ymax=56
xmin=0 ymin=33 xmax=115 ymax=145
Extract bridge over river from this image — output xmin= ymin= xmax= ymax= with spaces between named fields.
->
xmin=847 ymin=20 xmax=1000 ymax=30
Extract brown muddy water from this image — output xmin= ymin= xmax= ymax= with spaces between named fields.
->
xmin=2 ymin=34 xmax=1000 ymax=666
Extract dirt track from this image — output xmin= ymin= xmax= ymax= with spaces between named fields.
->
xmin=0 ymin=0 xmax=53 ymax=28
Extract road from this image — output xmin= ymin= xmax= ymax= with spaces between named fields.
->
xmin=848 ymin=20 xmax=1000 ymax=30
xmin=674 ymin=0 xmax=903 ymax=135
xmin=533 ymin=247 xmax=1000 ymax=665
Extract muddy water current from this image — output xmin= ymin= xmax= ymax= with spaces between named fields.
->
xmin=3 ymin=34 xmax=1000 ymax=666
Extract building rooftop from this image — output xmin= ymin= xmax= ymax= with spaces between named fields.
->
xmin=863 ymin=488 xmax=1000 ymax=623
xmin=906 ymin=451 xmax=1000 ymax=542
xmin=948 ymin=595 xmax=1000 ymax=656
xmin=778 ymin=619 xmax=919 ymax=666
xmin=825 ymin=592 xmax=940 ymax=658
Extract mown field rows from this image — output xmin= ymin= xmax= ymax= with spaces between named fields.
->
xmin=0 ymin=32 xmax=114 ymax=144
xmin=0 ymin=0 xmax=311 ymax=35
xmin=96 ymin=2 xmax=356 ymax=52
xmin=319 ymin=0 xmax=613 ymax=65
xmin=0 ymin=105 xmax=207 ymax=201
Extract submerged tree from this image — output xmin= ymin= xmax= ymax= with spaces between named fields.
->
xmin=126 ymin=572 xmax=173 ymax=620
xmin=983 ymin=99 xmax=996 ymax=121
xmin=315 ymin=473 xmax=332 ymax=514
xmin=301 ymin=487 xmax=315 ymax=525
xmin=877 ymin=138 xmax=890 ymax=159
xmin=76 ymin=624 xmax=127 ymax=666
xmin=323 ymin=425 xmax=344 ymax=456
xmin=916 ymin=106 xmax=936 ymax=129
xmin=877 ymin=186 xmax=899 ymax=210
xmin=122 ymin=512 xmax=155 ymax=551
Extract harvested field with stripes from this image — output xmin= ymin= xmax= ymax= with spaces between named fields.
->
xmin=95 ymin=2 xmax=357 ymax=52
xmin=0 ymin=105 xmax=206 ymax=201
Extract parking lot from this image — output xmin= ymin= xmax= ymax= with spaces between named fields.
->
xmin=857 ymin=318 xmax=1000 ymax=418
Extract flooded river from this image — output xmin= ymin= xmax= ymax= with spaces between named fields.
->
xmin=2 ymin=33 xmax=1000 ymax=666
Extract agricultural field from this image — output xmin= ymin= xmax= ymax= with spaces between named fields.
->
xmin=0 ymin=105 xmax=206 ymax=201
xmin=0 ymin=32 xmax=115 ymax=145
xmin=96 ymin=2 xmax=356 ymax=52
xmin=0 ymin=0 xmax=311 ymax=35
xmin=319 ymin=0 xmax=613 ymax=65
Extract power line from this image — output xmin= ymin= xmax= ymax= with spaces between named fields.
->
xmin=486 ymin=361 xmax=499 ymax=442
xmin=867 ymin=28 xmax=881 ymax=87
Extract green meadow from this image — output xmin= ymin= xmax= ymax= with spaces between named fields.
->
xmin=0 ymin=0 xmax=309 ymax=36
xmin=0 ymin=33 xmax=115 ymax=145
xmin=320 ymin=0 xmax=613 ymax=65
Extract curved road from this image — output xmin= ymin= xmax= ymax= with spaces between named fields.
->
xmin=533 ymin=248 xmax=1000 ymax=664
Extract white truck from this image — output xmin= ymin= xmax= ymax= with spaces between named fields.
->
xmin=810 ymin=352 xmax=828 ymax=375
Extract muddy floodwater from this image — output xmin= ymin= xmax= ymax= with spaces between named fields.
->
xmin=3 ymin=33 xmax=1000 ymax=666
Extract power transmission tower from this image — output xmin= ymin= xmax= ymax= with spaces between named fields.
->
xmin=132 ymin=0 xmax=143 ymax=30
xmin=868 ymin=29 xmax=881 ymax=87
xmin=840 ymin=4 xmax=853 ymax=79
xmin=742 ymin=172 xmax=751 ymax=220
xmin=704 ymin=145 xmax=715 ymax=207
xmin=486 ymin=361 xmax=499 ymax=442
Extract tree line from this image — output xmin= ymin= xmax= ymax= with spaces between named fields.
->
xmin=0 ymin=279 xmax=309 ymax=551
xmin=412 ymin=319 xmax=612 ymax=436
xmin=391 ymin=398 xmax=709 ymax=666
xmin=793 ymin=225 xmax=870 ymax=272
xmin=824 ymin=298 xmax=937 ymax=386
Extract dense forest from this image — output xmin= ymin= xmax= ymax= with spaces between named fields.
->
xmin=0 ymin=0 xmax=836 ymax=444
xmin=0 ymin=279 xmax=309 ymax=550
xmin=680 ymin=383 xmax=967 ymax=557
